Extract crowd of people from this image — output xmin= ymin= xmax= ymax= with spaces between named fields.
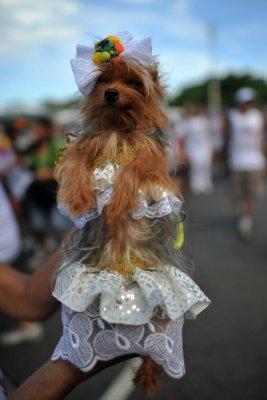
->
xmin=169 ymin=87 xmax=267 ymax=239
xmin=0 ymin=116 xmax=71 ymax=346
xmin=0 ymin=116 xmax=71 ymax=261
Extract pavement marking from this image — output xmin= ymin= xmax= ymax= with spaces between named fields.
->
xmin=98 ymin=358 xmax=142 ymax=400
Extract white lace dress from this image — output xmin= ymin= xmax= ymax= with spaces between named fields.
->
xmin=52 ymin=162 xmax=210 ymax=378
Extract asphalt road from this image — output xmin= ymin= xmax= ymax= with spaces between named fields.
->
xmin=1 ymin=178 xmax=267 ymax=400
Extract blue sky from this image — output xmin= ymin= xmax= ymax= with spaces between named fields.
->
xmin=0 ymin=0 xmax=266 ymax=108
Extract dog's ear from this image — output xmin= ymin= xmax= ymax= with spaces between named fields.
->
xmin=149 ymin=62 xmax=165 ymax=99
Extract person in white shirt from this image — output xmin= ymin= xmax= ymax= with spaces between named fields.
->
xmin=0 ymin=134 xmax=43 ymax=346
xmin=228 ymin=87 xmax=266 ymax=238
xmin=0 ymin=137 xmax=21 ymax=264
xmin=167 ymin=107 xmax=188 ymax=193
xmin=0 ymin=183 xmax=21 ymax=263
xmin=183 ymin=105 xmax=214 ymax=194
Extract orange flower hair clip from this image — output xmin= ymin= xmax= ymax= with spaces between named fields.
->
xmin=92 ymin=35 xmax=124 ymax=65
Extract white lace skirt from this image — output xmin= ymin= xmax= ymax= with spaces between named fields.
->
xmin=52 ymin=299 xmax=185 ymax=379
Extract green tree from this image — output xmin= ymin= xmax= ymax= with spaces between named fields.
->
xmin=170 ymin=74 xmax=267 ymax=107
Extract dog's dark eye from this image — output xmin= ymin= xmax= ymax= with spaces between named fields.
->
xmin=126 ymin=80 xmax=142 ymax=88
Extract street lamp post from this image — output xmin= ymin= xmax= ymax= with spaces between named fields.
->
xmin=207 ymin=23 xmax=221 ymax=112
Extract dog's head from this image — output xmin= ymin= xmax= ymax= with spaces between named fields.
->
xmin=82 ymin=59 xmax=167 ymax=132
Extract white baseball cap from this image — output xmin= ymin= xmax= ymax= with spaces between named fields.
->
xmin=235 ymin=87 xmax=256 ymax=103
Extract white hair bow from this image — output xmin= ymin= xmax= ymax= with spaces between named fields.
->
xmin=71 ymin=31 xmax=153 ymax=96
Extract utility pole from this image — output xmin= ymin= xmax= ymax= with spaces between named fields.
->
xmin=207 ymin=23 xmax=221 ymax=111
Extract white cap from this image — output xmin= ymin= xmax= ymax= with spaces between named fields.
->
xmin=235 ymin=87 xmax=256 ymax=103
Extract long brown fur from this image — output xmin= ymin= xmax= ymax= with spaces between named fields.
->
xmin=56 ymin=58 xmax=173 ymax=223
xmin=106 ymin=134 xmax=176 ymax=257
xmin=133 ymin=356 xmax=162 ymax=396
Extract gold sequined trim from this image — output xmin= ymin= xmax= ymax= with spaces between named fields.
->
xmin=90 ymin=255 xmax=152 ymax=276
xmin=94 ymin=143 xmax=137 ymax=169
xmin=112 ymin=144 xmax=136 ymax=166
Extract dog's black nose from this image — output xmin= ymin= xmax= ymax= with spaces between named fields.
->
xmin=105 ymin=88 xmax=119 ymax=103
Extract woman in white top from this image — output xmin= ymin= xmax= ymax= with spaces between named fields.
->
xmin=228 ymin=87 xmax=266 ymax=238
xmin=0 ymin=139 xmax=21 ymax=263
xmin=183 ymin=105 xmax=213 ymax=194
xmin=0 ymin=135 xmax=43 ymax=346
xmin=0 ymin=183 xmax=21 ymax=263
xmin=229 ymin=107 xmax=265 ymax=173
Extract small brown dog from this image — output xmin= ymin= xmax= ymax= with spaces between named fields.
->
xmin=56 ymin=54 xmax=176 ymax=395
xmin=53 ymin=33 xmax=209 ymax=397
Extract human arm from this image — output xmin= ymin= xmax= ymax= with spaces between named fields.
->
xmin=0 ymin=250 xmax=61 ymax=321
xmin=8 ymin=356 xmax=136 ymax=400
